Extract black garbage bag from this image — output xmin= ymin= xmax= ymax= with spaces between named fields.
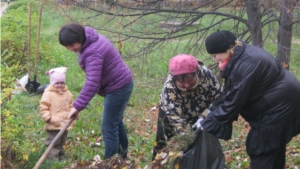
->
xmin=36 ymin=84 xmax=49 ymax=94
xmin=179 ymin=130 xmax=226 ymax=169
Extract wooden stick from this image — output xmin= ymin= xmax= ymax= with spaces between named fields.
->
xmin=27 ymin=2 xmax=31 ymax=83
xmin=15 ymin=78 xmax=29 ymax=95
xmin=33 ymin=117 xmax=75 ymax=169
xmin=34 ymin=3 xmax=42 ymax=78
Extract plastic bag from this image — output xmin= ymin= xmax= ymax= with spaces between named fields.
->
xmin=179 ymin=130 xmax=226 ymax=169
xmin=36 ymin=84 xmax=49 ymax=94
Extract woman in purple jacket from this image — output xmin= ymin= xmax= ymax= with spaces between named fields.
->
xmin=59 ymin=23 xmax=133 ymax=159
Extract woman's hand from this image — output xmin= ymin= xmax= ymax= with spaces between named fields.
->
xmin=192 ymin=116 xmax=205 ymax=132
xmin=68 ymin=107 xmax=80 ymax=120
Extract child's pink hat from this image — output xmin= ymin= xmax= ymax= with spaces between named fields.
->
xmin=46 ymin=67 xmax=67 ymax=85
xmin=169 ymin=54 xmax=198 ymax=75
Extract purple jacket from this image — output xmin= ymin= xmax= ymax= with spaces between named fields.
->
xmin=73 ymin=27 xmax=132 ymax=111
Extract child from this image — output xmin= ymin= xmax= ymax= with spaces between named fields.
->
xmin=39 ymin=67 xmax=75 ymax=161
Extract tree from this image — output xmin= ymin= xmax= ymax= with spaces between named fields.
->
xmin=276 ymin=0 xmax=299 ymax=69
xmin=60 ymin=0 xmax=300 ymax=69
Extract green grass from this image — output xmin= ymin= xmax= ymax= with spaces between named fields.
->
xmin=1 ymin=1 xmax=300 ymax=169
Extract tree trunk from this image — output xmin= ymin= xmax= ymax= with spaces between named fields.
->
xmin=245 ymin=0 xmax=263 ymax=47
xmin=276 ymin=0 xmax=296 ymax=70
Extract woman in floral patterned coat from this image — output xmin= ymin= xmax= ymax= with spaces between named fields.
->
xmin=152 ymin=54 xmax=222 ymax=159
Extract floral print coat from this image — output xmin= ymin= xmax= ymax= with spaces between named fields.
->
xmin=160 ymin=61 xmax=222 ymax=134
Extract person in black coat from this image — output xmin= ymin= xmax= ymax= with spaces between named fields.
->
xmin=198 ymin=30 xmax=300 ymax=169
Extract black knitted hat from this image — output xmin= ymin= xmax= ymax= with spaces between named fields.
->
xmin=205 ymin=30 xmax=237 ymax=54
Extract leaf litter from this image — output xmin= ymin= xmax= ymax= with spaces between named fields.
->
xmin=64 ymin=107 xmax=300 ymax=169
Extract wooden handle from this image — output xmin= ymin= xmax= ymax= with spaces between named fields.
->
xmin=33 ymin=117 xmax=75 ymax=169
xmin=27 ymin=2 xmax=31 ymax=80
xmin=34 ymin=3 xmax=42 ymax=77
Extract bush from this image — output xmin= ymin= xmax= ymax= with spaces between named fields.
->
xmin=1 ymin=0 xmax=43 ymax=167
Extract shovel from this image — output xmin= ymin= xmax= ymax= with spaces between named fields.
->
xmin=33 ymin=117 xmax=75 ymax=169
xmin=31 ymin=3 xmax=42 ymax=91
xmin=25 ymin=2 xmax=34 ymax=92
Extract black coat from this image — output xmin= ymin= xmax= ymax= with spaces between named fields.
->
xmin=201 ymin=41 xmax=300 ymax=156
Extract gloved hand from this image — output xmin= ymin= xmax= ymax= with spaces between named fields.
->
xmin=192 ymin=116 xmax=205 ymax=131
xmin=207 ymin=110 xmax=211 ymax=115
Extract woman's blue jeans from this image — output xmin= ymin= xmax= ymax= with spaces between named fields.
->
xmin=102 ymin=80 xmax=133 ymax=159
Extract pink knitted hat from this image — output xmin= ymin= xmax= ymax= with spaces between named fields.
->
xmin=169 ymin=54 xmax=198 ymax=75
xmin=46 ymin=67 xmax=67 ymax=85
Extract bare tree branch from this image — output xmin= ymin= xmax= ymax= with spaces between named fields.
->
xmin=57 ymin=0 xmax=300 ymax=66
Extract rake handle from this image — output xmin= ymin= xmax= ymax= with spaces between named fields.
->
xmin=33 ymin=117 xmax=75 ymax=169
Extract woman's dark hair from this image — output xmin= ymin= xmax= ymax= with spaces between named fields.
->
xmin=59 ymin=23 xmax=86 ymax=46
